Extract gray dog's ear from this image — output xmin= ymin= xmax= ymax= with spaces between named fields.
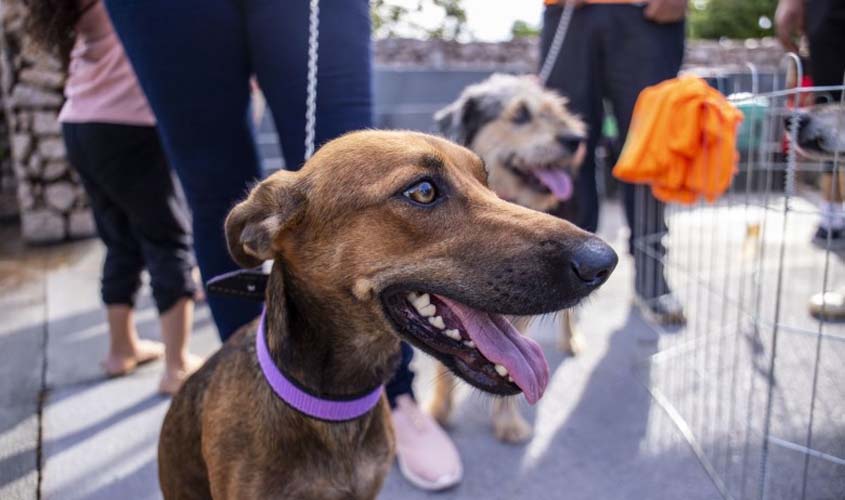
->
xmin=434 ymin=99 xmax=465 ymax=142
xmin=435 ymin=96 xmax=499 ymax=147
xmin=224 ymin=172 xmax=306 ymax=268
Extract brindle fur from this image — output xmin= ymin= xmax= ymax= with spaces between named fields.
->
xmin=158 ymin=130 xmax=606 ymax=499
xmin=433 ymin=74 xmax=589 ymax=443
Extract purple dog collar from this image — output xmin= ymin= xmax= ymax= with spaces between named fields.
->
xmin=255 ymin=308 xmax=384 ymax=421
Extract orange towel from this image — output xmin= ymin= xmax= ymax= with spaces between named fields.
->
xmin=612 ymin=75 xmax=744 ymax=205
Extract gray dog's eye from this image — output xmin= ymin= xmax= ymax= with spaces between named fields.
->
xmin=512 ymin=103 xmax=532 ymax=125
xmin=404 ymin=180 xmax=438 ymax=205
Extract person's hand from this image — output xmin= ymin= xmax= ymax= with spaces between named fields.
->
xmin=775 ymin=0 xmax=804 ymax=53
xmin=644 ymin=0 xmax=688 ymax=23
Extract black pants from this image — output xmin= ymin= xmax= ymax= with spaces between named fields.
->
xmin=541 ymin=4 xmax=685 ymax=299
xmin=807 ymin=0 xmax=845 ymax=92
xmin=63 ymin=123 xmax=197 ymax=313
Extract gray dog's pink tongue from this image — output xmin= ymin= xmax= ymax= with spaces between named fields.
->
xmin=534 ymin=169 xmax=573 ymax=201
xmin=436 ymin=296 xmax=550 ymax=404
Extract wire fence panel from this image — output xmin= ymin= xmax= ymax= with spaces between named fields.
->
xmin=635 ymin=60 xmax=845 ymax=500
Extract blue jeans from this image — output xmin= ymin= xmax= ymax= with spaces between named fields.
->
xmin=105 ymin=0 xmax=413 ymax=404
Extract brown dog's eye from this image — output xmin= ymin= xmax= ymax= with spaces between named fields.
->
xmin=403 ymin=180 xmax=438 ymax=205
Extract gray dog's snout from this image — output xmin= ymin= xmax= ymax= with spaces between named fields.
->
xmin=557 ymin=135 xmax=585 ymax=154
xmin=570 ymin=238 xmax=618 ymax=287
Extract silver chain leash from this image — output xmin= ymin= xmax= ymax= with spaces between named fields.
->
xmin=304 ymin=0 xmax=320 ymax=161
xmin=538 ymin=0 xmax=576 ymax=85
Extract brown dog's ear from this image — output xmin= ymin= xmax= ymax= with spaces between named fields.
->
xmin=224 ymin=172 xmax=306 ymax=268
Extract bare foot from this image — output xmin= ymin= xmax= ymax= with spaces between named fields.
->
xmin=158 ymin=354 xmax=204 ymax=395
xmin=101 ymin=339 xmax=165 ymax=377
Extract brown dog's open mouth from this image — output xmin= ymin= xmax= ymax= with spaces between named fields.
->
xmin=504 ymin=157 xmax=574 ymax=202
xmin=382 ymin=291 xmax=550 ymax=403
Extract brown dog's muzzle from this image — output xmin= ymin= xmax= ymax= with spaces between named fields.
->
xmin=380 ymin=195 xmax=616 ymax=403
xmin=438 ymin=199 xmax=618 ymax=316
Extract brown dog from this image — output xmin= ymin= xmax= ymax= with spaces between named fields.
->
xmin=433 ymin=74 xmax=590 ymax=442
xmin=157 ymin=130 xmax=616 ymax=499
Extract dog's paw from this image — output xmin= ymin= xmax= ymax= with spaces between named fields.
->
xmin=493 ymin=413 xmax=533 ymax=444
xmin=558 ymin=331 xmax=585 ymax=356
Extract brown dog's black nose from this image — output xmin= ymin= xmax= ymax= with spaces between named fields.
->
xmin=557 ymin=135 xmax=584 ymax=155
xmin=570 ymin=238 xmax=618 ymax=287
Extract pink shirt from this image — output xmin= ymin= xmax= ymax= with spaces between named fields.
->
xmin=58 ymin=1 xmax=155 ymax=126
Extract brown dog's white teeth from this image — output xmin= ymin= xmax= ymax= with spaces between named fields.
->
xmin=444 ymin=329 xmax=461 ymax=341
xmin=428 ymin=316 xmax=446 ymax=329
xmin=494 ymin=364 xmax=509 ymax=377
xmin=417 ymin=304 xmax=436 ymax=317
xmin=411 ymin=293 xmax=430 ymax=309
xmin=507 ymin=375 xmax=514 ymax=383
xmin=463 ymin=340 xmax=475 ymax=348
xmin=407 ymin=292 xmax=419 ymax=302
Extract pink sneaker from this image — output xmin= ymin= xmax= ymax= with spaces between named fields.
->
xmin=391 ymin=395 xmax=463 ymax=491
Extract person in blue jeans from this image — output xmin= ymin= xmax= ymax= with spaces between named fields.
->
xmin=104 ymin=0 xmax=461 ymax=490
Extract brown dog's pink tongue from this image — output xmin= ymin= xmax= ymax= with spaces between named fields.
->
xmin=436 ymin=296 xmax=550 ymax=404
xmin=534 ymin=170 xmax=573 ymax=201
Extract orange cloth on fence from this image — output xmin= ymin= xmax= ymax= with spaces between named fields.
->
xmin=612 ymin=75 xmax=744 ymax=205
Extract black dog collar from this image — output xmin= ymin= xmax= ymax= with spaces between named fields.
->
xmin=206 ymin=268 xmax=269 ymax=301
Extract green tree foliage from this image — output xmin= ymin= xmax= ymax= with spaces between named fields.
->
xmin=511 ymin=20 xmax=540 ymax=39
xmin=371 ymin=0 xmax=468 ymax=40
xmin=688 ymin=0 xmax=778 ymax=39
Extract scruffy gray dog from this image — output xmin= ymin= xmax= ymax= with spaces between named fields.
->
xmin=793 ymin=104 xmax=845 ymax=161
xmin=430 ymin=74 xmax=589 ymax=443
xmin=436 ymin=73 xmax=586 ymax=214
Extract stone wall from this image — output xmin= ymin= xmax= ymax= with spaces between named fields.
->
xmin=374 ymin=36 xmax=786 ymax=72
xmin=375 ymin=37 xmax=537 ymax=72
xmin=0 ymin=1 xmax=93 ymax=243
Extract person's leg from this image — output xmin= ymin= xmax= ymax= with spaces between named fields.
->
xmin=804 ymin=0 xmax=845 ymax=317
xmin=385 ymin=342 xmax=415 ymax=406
xmin=806 ymin=0 xmax=845 ymax=94
xmin=81 ymin=123 xmax=203 ymax=392
xmin=815 ymin=170 xmax=845 ymax=243
xmin=541 ymin=3 xmax=604 ymax=233
xmin=247 ymin=0 xmax=414 ymax=397
xmin=807 ymin=0 xmax=845 ymax=243
xmin=62 ymin=123 xmax=165 ymax=374
xmin=245 ymin=2 xmax=458 ymax=489
xmin=105 ymin=0 xmax=263 ymax=340
xmin=245 ymin=0 xmax=373 ymax=170
xmin=602 ymin=5 xmax=685 ymax=310
xmin=158 ymin=297 xmax=203 ymax=394
xmin=246 ymin=0 xmax=415 ymax=404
